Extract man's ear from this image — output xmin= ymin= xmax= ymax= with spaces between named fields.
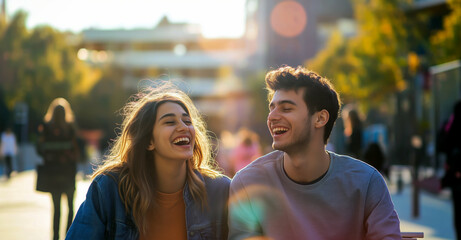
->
xmin=314 ymin=109 xmax=329 ymax=128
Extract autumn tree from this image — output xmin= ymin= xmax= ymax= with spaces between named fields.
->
xmin=431 ymin=0 xmax=461 ymax=64
xmin=305 ymin=0 xmax=442 ymax=164
xmin=307 ymin=0 xmax=417 ymax=110
xmin=0 ymin=11 xmax=100 ymax=136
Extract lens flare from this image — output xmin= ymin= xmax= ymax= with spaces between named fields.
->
xmin=270 ymin=1 xmax=307 ymax=38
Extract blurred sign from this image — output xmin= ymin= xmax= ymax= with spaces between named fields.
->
xmin=14 ymin=102 xmax=28 ymax=143
xmin=14 ymin=102 xmax=28 ymax=125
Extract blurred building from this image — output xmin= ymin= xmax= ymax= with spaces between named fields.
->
xmin=76 ymin=0 xmax=452 ymax=147
xmin=243 ymin=0 xmax=355 ymax=70
xmin=243 ymin=0 xmax=449 ymax=69
xmin=77 ymin=16 xmax=254 ymax=134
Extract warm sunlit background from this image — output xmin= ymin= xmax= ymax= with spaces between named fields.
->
xmin=0 ymin=0 xmax=460 ymax=239
xmin=7 ymin=0 xmax=247 ymax=38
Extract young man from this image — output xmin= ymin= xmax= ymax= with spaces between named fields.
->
xmin=228 ymin=66 xmax=401 ymax=239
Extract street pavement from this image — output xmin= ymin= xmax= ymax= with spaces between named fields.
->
xmin=0 ymin=170 xmax=91 ymax=240
xmin=391 ymin=186 xmax=455 ymax=240
xmin=0 ymin=144 xmax=457 ymax=240
xmin=388 ymin=167 xmax=456 ymax=240
xmin=0 ymin=143 xmax=92 ymax=240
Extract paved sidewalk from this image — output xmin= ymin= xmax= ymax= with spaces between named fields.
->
xmin=388 ymin=166 xmax=456 ymax=240
xmin=0 ymin=170 xmax=91 ymax=240
xmin=392 ymin=187 xmax=455 ymax=240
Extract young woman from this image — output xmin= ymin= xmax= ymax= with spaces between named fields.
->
xmin=36 ymin=98 xmax=80 ymax=240
xmin=66 ymin=83 xmax=230 ymax=239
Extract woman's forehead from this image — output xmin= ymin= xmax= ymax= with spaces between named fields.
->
xmin=156 ymin=102 xmax=189 ymax=117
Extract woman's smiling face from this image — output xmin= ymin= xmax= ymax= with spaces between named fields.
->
xmin=150 ymin=101 xmax=196 ymax=162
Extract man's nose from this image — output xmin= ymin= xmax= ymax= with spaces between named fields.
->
xmin=268 ymin=109 xmax=281 ymax=121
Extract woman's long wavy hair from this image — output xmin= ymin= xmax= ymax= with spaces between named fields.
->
xmin=92 ymin=82 xmax=220 ymax=234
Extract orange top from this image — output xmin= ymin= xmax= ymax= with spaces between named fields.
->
xmin=139 ymin=188 xmax=187 ymax=240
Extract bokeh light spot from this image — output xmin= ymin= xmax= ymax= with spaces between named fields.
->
xmin=270 ymin=1 xmax=307 ymax=38
xmin=173 ymin=44 xmax=187 ymax=56
xmin=77 ymin=48 xmax=88 ymax=60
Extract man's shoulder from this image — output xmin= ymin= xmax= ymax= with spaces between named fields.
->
xmin=232 ymin=151 xmax=283 ymax=183
xmin=240 ymin=150 xmax=282 ymax=170
xmin=331 ymin=151 xmax=375 ymax=170
xmin=330 ymin=151 xmax=381 ymax=182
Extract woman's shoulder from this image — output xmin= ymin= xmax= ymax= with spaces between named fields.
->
xmin=201 ymin=172 xmax=231 ymax=189
xmin=203 ymin=172 xmax=230 ymax=182
xmin=86 ymin=172 xmax=125 ymax=206
xmin=201 ymin=173 xmax=230 ymax=205
xmin=92 ymin=171 xmax=120 ymax=189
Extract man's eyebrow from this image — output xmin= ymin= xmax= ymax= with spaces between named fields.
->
xmin=269 ymin=100 xmax=297 ymax=108
xmin=159 ymin=112 xmax=190 ymax=120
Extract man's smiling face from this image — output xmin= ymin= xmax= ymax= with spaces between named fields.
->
xmin=267 ymin=89 xmax=314 ymax=153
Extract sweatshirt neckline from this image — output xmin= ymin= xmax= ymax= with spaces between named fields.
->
xmin=278 ymin=151 xmax=335 ymax=190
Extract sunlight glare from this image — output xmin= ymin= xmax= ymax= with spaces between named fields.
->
xmin=7 ymin=0 xmax=246 ymax=38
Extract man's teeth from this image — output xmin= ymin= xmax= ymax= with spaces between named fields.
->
xmin=173 ymin=137 xmax=190 ymax=144
xmin=273 ymin=127 xmax=288 ymax=134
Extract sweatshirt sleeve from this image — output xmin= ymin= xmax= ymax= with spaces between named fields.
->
xmin=228 ymin=176 xmax=263 ymax=240
xmin=364 ymin=171 xmax=401 ymax=240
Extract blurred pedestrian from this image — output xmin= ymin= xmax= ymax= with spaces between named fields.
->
xmin=36 ymin=98 xmax=80 ymax=240
xmin=215 ymin=130 xmax=234 ymax=177
xmin=439 ymin=100 xmax=461 ymax=240
xmin=363 ymin=142 xmax=389 ymax=179
xmin=229 ymin=128 xmax=261 ymax=176
xmin=66 ymin=83 xmax=230 ymax=239
xmin=344 ymin=109 xmax=363 ymax=158
xmin=1 ymin=126 xmax=17 ymax=179
xmin=228 ymin=66 xmax=400 ymax=239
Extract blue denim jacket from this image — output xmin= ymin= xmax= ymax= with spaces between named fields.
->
xmin=66 ymin=171 xmax=230 ymax=240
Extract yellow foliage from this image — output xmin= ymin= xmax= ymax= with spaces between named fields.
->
xmin=48 ymin=51 xmax=64 ymax=82
xmin=396 ymin=78 xmax=407 ymax=92
xmin=73 ymin=65 xmax=102 ymax=95
xmin=407 ymin=52 xmax=419 ymax=74
xmin=380 ymin=21 xmax=393 ymax=37
xmin=430 ymin=0 xmax=461 ymax=63
xmin=306 ymin=30 xmax=344 ymax=71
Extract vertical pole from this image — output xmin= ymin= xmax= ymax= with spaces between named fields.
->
xmin=411 ymin=136 xmax=422 ymax=218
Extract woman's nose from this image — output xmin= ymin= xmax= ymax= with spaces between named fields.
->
xmin=177 ymin=121 xmax=188 ymax=131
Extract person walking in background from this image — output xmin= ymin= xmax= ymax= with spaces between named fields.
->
xmin=363 ymin=142 xmax=389 ymax=179
xmin=36 ymin=98 xmax=80 ymax=240
xmin=439 ymin=100 xmax=461 ymax=240
xmin=67 ymin=82 xmax=230 ymax=239
xmin=228 ymin=66 xmax=400 ymax=239
xmin=215 ymin=130 xmax=235 ymax=177
xmin=344 ymin=108 xmax=363 ymax=158
xmin=229 ymin=128 xmax=262 ymax=176
xmin=1 ymin=127 xmax=17 ymax=179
